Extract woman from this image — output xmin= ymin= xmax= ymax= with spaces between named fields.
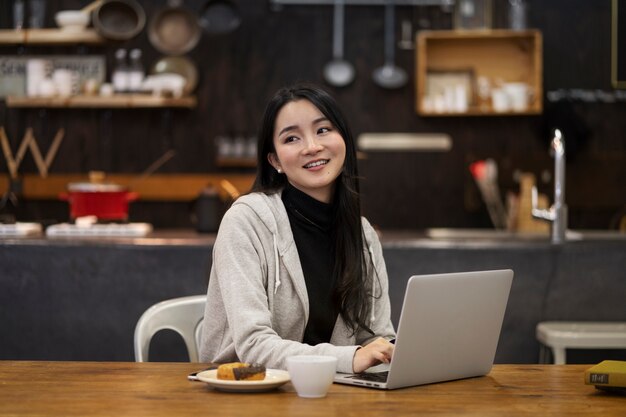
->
xmin=199 ymin=84 xmax=395 ymax=374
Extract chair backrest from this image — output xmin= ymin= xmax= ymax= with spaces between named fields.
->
xmin=134 ymin=295 xmax=207 ymax=362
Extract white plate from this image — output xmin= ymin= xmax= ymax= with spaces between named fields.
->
xmin=196 ymin=369 xmax=290 ymax=393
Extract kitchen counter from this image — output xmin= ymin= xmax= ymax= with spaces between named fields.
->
xmin=1 ymin=229 xmax=625 ymax=363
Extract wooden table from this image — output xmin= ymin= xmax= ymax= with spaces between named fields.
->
xmin=0 ymin=362 xmax=623 ymax=416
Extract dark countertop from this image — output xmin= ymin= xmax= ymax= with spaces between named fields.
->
xmin=5 ymin=228 xmax=623 ymax=247
xmin=1 ymin=228 xmax=625 ymax=364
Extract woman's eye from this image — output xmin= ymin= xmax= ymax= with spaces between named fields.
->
xmin=317 ymin=127 xmax=331 ymax=134
xmin=284 ymin=136 xmax=298 ymax=143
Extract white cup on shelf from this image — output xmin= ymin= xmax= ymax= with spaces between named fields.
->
xmin=52 ymin=69 xmax=74 ymax=97
xmin=491 ymin=88 xmax=510 ymax=113
xmin=503 ymin=82 xmax=531 ymax=112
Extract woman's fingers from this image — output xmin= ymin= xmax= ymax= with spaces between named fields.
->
xmin=352 ymin=337 xmax=395 ymax=372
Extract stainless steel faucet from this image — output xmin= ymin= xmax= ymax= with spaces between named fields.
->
xmin=532 ymin=129 xmax=568 ymax=244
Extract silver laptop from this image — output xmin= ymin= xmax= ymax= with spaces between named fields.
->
xmin=334 ymin=269 xmax=513 ymax=390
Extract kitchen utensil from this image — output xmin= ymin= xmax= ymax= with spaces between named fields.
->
xmin=398 ymin=19 xmax=414 ymax=50
xmin=82 ymin=0 xmax=104 ymax=14
xmin=92 ymin=0 xmax=145 ymax=41
xmin=372 ymin=1 xmax=407 ymax=89
xmin=55 ymin=10 xmax=90 ymax=32
xmin=323 ymin=0 xmax=355 ymax=88
xmin=219 ymin=179 xmax=241 ymax=202
xmin=199 ymin=0 xmax=241 ymax=34
xmin=60 ymin=175 xmax=138 ymax=221
xmin=150 ymin=56 xmax=198 ymax=94
xmin=130 ymin=150 xmax=176 ymax=187
xmin=469 ymin=159 xmax=507 ymax=229
xmin=148 ymin=0 xmax=201 ymax=55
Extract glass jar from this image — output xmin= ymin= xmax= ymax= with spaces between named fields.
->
xmin=454 ymin=0 xmax=492 ymax=30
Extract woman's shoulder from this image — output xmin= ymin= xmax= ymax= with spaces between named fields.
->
xmin=221 ymin=191 xmax=284 ymax=230
xmin=234 ymin=190 xmax=281 ymax=207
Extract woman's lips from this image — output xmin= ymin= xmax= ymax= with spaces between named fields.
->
xmin=303 ymin=159 xmax=329 ymax=169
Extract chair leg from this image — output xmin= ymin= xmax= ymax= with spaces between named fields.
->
xmin=552 ymin=347 xmax=566 ymax=365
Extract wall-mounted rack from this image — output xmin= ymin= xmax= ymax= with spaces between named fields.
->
xmin=270 ymin=0 xmax=454 ymax=7
xmin=546 ymin=89 xmax=626 ymax=103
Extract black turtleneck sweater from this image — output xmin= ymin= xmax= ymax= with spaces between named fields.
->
xmin=282 ymin=184 xmax=338 ymax=345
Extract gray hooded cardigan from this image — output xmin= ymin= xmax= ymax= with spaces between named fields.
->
xmin=199 ymin=191 xmax=396 ymax=373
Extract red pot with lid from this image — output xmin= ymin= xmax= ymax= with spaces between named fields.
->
xmin=59 ymin=179 xmax=139 ymax=221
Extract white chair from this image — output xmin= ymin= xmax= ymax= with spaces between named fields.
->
xmin=134 ymin=295 xmax=207 ymax=362
xmin=536 ymin=321 xmax=626 ymax=364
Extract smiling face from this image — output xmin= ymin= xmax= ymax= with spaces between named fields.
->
xmin=268 ymin=99 xmax=346 ymax=203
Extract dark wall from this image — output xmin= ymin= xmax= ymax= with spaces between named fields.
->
xmin=1 ymin=0 xmax=624 ymax=229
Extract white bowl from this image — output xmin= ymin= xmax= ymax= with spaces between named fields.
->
xmin=55 ymin=11 xmax=90 ymax=32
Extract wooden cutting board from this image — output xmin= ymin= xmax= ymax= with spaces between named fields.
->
xmin=516 ymin=173 xmax=550 ymax=233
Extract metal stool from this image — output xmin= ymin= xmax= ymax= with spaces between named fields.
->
xmin=536 ymin=321 xmax=626 ymax=364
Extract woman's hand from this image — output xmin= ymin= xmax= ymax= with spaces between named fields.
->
xmin=352 ymin=337 xmax=394 ymax=373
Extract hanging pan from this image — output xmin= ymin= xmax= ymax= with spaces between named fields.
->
xmin=92 ymin=0 xmax=146 ymax=40
xmin=148 ymin=0 xmax=201 ymax=55
xmin=199 ymin=0 xmax=242 ymax=35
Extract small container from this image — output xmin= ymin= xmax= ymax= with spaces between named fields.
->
xmin=13 ymin=0 xmax=25 ymax=30
xmin=28 ymin=0 xmax=47 ymax=29
xmin=55 ymin=10 xmax=90 ymax=32
xmin=194 ymin=186 xmax=221 ymax=233
xmin=112 ymin=49 xmax=129 ymax=93
xmin=508 ymin=0 xmax=528 ymax=30
xmin=454 ymin=0 xmax=492 ymax=30
xmin=127 ymin=49 xmax=145 ymax=92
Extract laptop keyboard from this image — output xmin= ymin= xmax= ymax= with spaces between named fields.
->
xmin=348 ymin=371 xmax=389 ymax=383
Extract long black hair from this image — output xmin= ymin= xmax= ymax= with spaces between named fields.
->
xmin=252 ymin=83 xmax=373 ymax=336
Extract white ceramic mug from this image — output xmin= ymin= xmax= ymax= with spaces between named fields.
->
xmin=52 ymin=69 xmax=74 ymax=97
xmin=503 ymin=82 xmax=531 ymax=112
xmin=286 ymin=355 xmax=337 ymax=398
xmin=491 ymin=88 xmax=510 ymax=112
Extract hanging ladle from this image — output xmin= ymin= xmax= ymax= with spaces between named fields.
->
xmin=323 ymin=0 xmax=355 ymax=87
xmin=372 ymin=0 xmax=407 ymax=89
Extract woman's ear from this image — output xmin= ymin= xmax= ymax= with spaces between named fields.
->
xmin=268 ymin=153 xmax=282 ymax=173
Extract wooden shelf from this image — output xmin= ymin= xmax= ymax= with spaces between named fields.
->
xmin=0 ymin=173 xmax=255 ymax=202
xmin=0 ymin=29 xmax=105 ymax=45
xmin=416 ymin=29 xmax=543 ymax=116
xmin=216 ymin=157 xmax=257 ymax=168
xmin=5 ymin=95 xmax=197 ymax=109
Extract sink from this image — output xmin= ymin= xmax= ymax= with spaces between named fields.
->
xmin=424 ymin=228 xmax=626 ymax=241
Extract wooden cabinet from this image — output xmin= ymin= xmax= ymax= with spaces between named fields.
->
xmin=416 ymin=29 xmax=543 ymax=116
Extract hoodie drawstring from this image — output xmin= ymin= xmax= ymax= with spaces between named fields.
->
xmin=368 ymin=245 xmax=376 ymax=324
xmin=273 ymin=233 xmax=281 ymax=294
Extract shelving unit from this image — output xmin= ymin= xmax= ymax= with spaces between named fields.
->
xmin=6 ymin=95 xmax=197 ymax=109
xmin=416 ymin=29 xmax=543 ymax=116
xmin=0 ymin=173 xmax=255 ymax=202
xmin=0 ymin=29 xmax=105 ymax=45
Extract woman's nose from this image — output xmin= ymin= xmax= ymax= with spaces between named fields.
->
xmin=303 ymin=136 xmax=323 ymax=153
